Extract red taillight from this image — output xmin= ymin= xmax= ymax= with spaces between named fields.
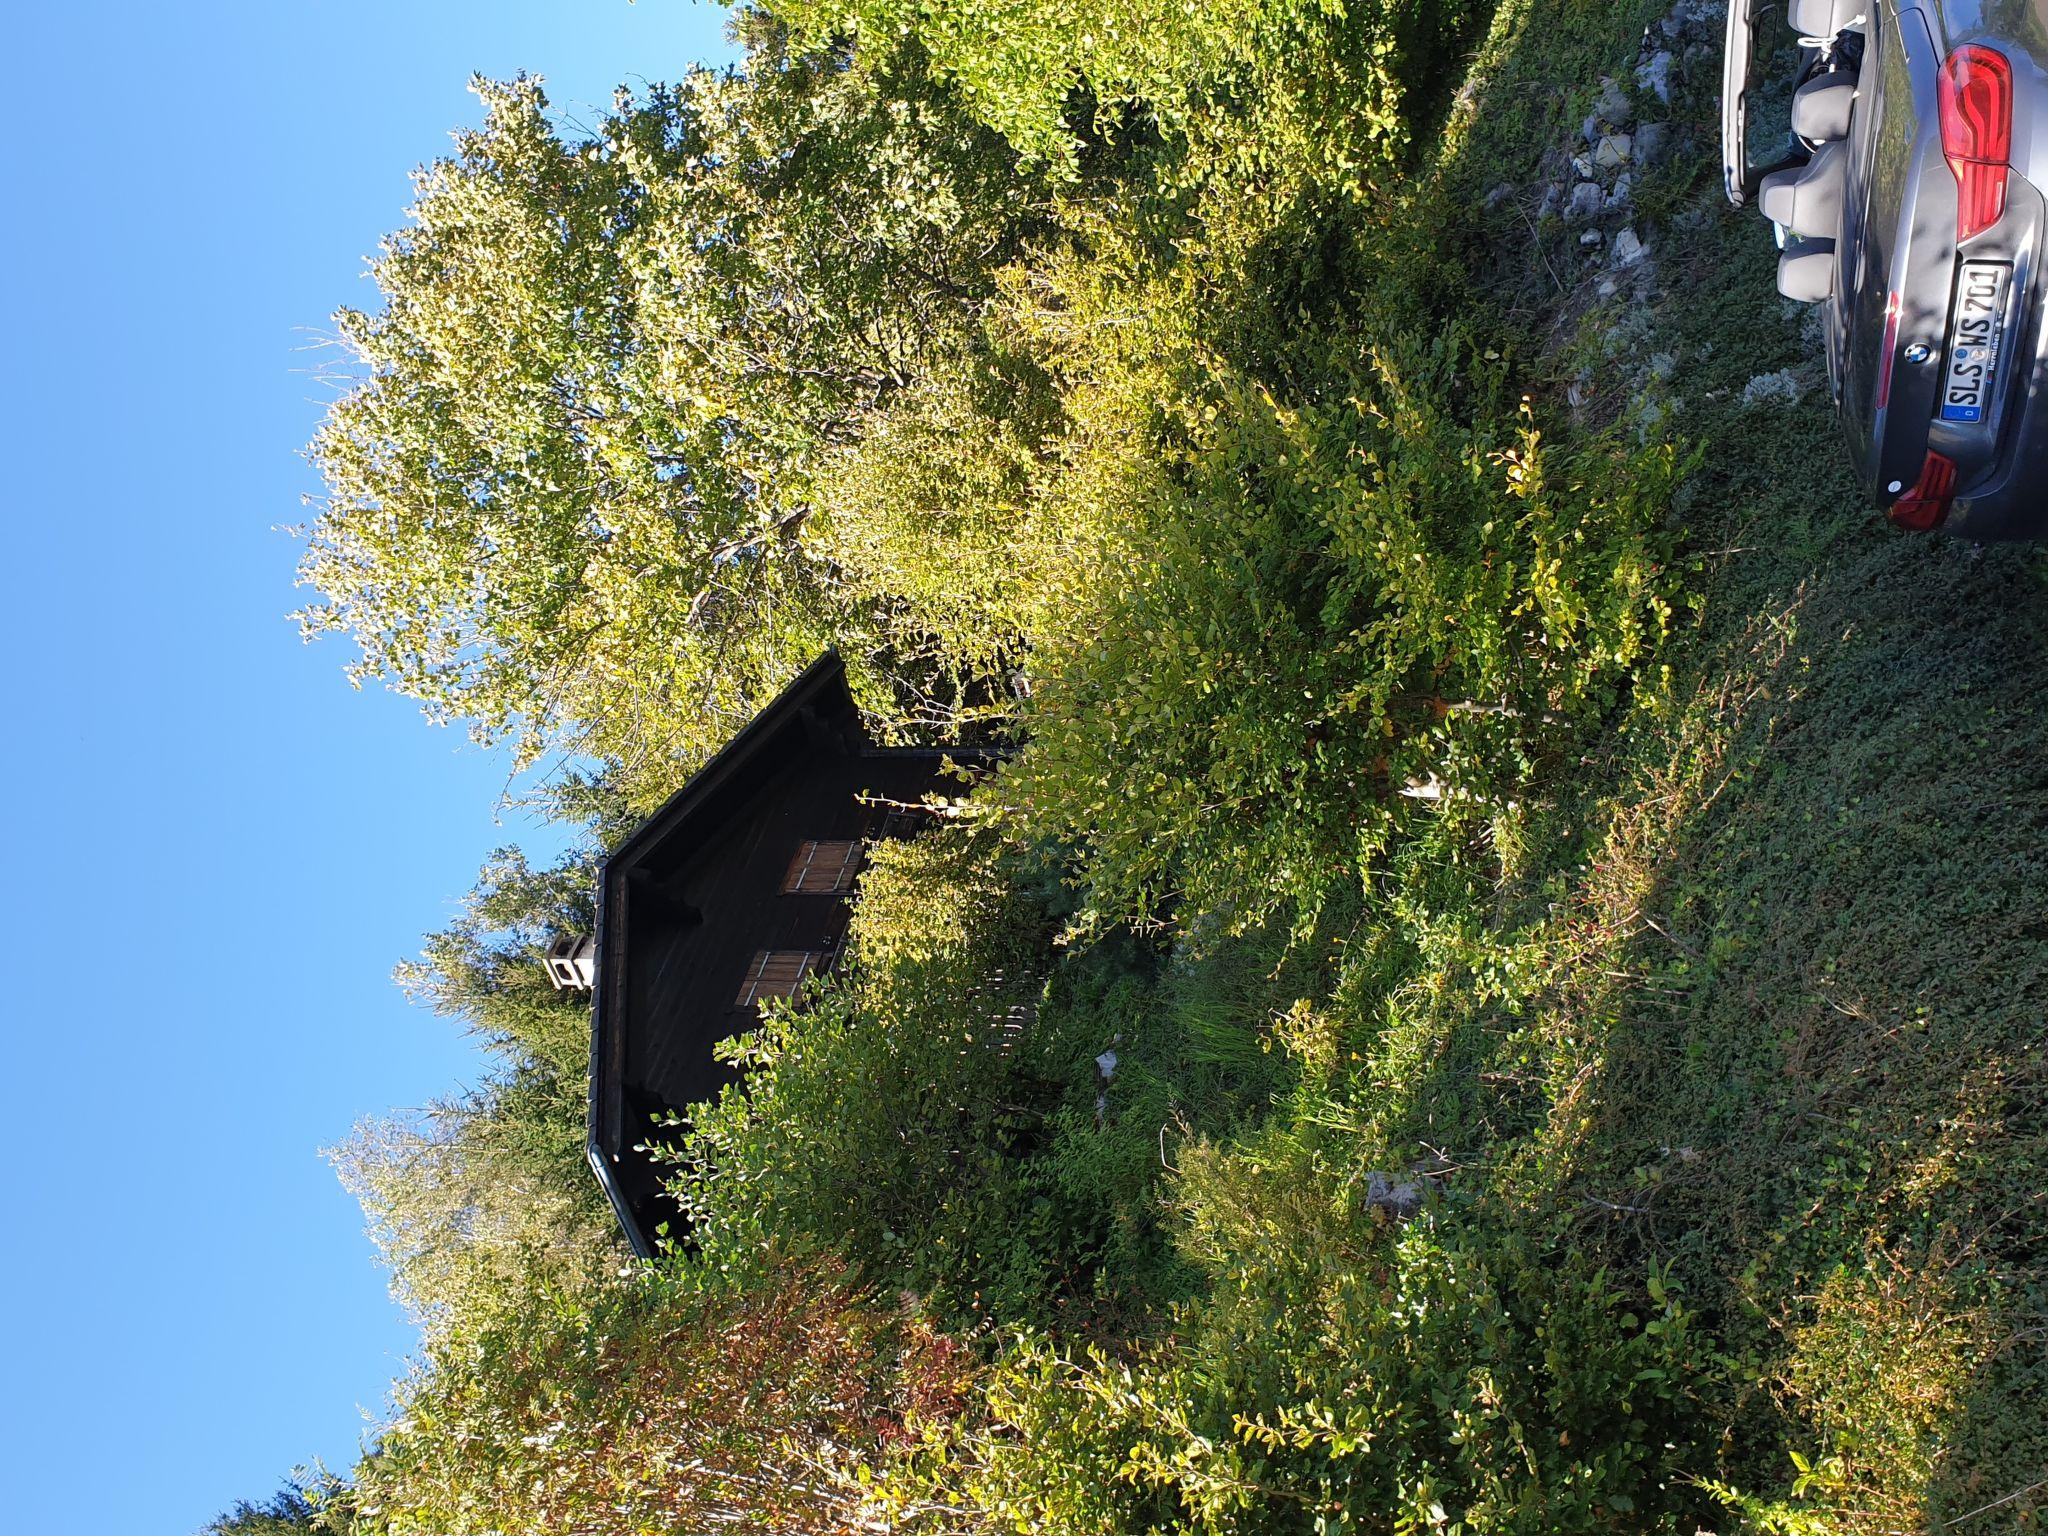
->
xmin=1939 ymin=45 xmax=2014 ymax=242
xmin=1888 ymin=450 xmax=1958 ymax=530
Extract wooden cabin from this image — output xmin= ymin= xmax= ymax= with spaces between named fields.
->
xmin=585 ymin=652 xmax=980 ymax=1256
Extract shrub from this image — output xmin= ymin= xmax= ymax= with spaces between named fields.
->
xmin=900 ymin=1183 xmax=1727 ymax=1532
xmin=663 ymin=824 xmax=1311 ymax=1328
xmin=353 ymin=1259 xmax=971 ymax=1536
xmin=663 ymin=825 xmax=1092 ymax=1323
xmin=1003 ymin=327 xmax=1681 ymax=939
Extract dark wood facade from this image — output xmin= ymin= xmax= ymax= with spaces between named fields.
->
xmin=587 ymin=652 xmax=976 ymax=1256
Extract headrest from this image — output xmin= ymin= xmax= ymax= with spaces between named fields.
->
xmin=1788 ymin=0 xmax=1864 ymax=40
xmin=1792 ymin=71 xmax=1857 ymax=140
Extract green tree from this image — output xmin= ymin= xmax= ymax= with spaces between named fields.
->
xmin=330 ymin=847 xmax=619 ymax=1331
xmin=200 ymin=1470 xmax=352 ymax=1536
xmin=351 ymin=1261 xmax=970 ymax=1536
xmin=298 ymin=26 xmax=1042 ymax=796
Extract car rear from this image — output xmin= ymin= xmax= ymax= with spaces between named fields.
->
xmin=1856 ymin=5 xmax=2048 ymax=537
xmin=1725 ymin=1 xmax=2048 ymax=539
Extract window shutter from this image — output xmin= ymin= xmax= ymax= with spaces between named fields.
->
xmin=735 ymin=950 xmax=821 ymax=1008
xmin=781 ymin=840 xmax=862 ymax=894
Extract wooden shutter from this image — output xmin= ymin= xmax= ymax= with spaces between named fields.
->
xmin=735 ymin=950 xmax=820 ymax=1008
xmin=780 ymin=839 xmax=862 ymax=894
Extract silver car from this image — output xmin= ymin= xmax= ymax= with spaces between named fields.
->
xmin=1724 ymin=0 xmax=2047 ymax=537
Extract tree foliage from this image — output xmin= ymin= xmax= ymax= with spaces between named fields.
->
xmin=299 ymin=26 xmax=1044 ymax=793
xmin=351 ymin=1260 xmax=972 ymax=1536
xmin=200 ymin=1471 xmax=351 ymax=1536
xmin=910 ymin=1215 xmax=1723 ymax=1532
xmin=329 ymin=847 xmax=617 ymax=1330
xmin=756 ymin=0 xmax=1471 ymax=174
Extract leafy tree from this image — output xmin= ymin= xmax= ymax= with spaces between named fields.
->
xmin=759 ymin=0 xmax=1262 ymax=168
xmin=393 ymin=843 xmax=599 ymax=1080
xmin=757 ymin=0 xmax=1477 ymax=175
xmin=351 ymin=1261 xmax=972 ymax=1536
xmin=330 ymin=1079 xmax=611 ymax=1334
xmin=200 ymin=1470 xmax=352 ymax=1536
xmin=330 ymin=847 xmax=619 ymax=1330
xmin=298 ymin=25 xmax=1044 ymax=795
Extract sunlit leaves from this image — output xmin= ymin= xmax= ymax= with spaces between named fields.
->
xmin=298 ymin=36 xmax=1037 ymax=799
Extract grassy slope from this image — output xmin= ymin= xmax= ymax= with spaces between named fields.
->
xmin=1372 ymin=0 xmax=2048 ymax=1520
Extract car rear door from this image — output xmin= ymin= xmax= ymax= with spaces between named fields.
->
xmin=1723 ymin=0 xmax=1764 ymax=203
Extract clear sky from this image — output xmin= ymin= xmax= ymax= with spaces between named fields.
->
xmin=0 ymin=4 xmax=735 ymax=1532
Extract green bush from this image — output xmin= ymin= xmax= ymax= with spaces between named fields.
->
xmin=353 ymin=1259 xmax=970 ymax=1536
xmin=661 ymin=825 xmax=1318 ymax=1328
xmin=665 ymin=826 xmax=1152 ymax=1325
xmin=899 ymin=1189 xmax=1726 ymax=1532
xmin=1004 ymin=328 xmax=1681 ymax=939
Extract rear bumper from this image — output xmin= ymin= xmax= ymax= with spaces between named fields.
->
xmin=1895 ymin=19 xmax=2048 ymax=538
xmin=1945 ymin=363 xmax=2048 ymax=539
xmin=1943 ymin=183 xmax=2048 ymax=539
xmin=1735 ymin=0 xmax=2048 ymax=538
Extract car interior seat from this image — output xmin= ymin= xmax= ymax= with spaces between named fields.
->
xmin=1791 ymin=71 xmax=1858 ymax=141
xmin=1778 ymin=237 xmax=1836 ymax=301
xmin=1788 ymin=0 xmax=1865 ymax=40
xmin=1760 ymin=140 xmax=1849 ymax=240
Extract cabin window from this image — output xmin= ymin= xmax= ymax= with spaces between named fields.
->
xmin=878 ymin=807 xmax=931 ymax=840
xmin=735 ymin=949 xmax=822 ymax=1009
xmin=780 ymin=839 xmax=862 ymax=894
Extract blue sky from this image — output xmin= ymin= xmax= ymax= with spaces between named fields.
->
xmin=0 ymin=4 xmax=735 ymax=1532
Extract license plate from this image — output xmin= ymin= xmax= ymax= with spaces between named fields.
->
xmin=1941 ymin=261 xmax=2010 ymax=423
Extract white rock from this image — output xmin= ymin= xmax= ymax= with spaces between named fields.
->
xmin=1636 ymin=49 xmax=1675 ymax=105
xmin=1594 ymin=132 xmax=1634 ymax=169
xmin=1612 ymin=227 xmax=1647 ymax=265
xmin=1366 ymin=1171 xmax=1423 ymax=1220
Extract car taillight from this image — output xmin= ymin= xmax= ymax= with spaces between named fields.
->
xmin=1939 ymin=45 xmax=2013 ymax=242
xmin=1888 ymin=450 xmax=1958 ymax=530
